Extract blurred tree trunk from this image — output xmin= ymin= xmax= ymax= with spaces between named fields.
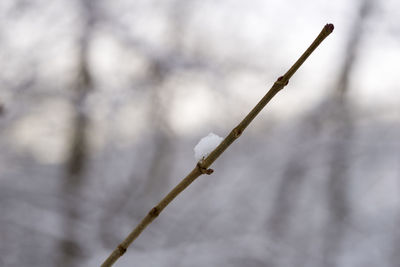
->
xmin=321 ymin=0 xmax=372 ymax=266
xmin=98 ymin=0 xmax=190 ymax=248
xmin=265 ymin=1 xmax=373 ymax=266
xmin=392 ymin=129 xmax=400 ymax=265
xmin=98 ymin=59 xmax=175 ymax=247
xmin=321 ymin=98 xmax=352 ymax=267
xmin=57 ymin=0 xmax=95 ymax=265
xmin=265 ymin=131 xmax=309 ymax=267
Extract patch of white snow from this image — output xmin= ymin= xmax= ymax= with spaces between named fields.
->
xmin=194 ymin=133 xmax=223 ymax=161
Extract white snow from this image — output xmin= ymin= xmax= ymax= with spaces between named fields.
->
xmin=194 ymin=133 xmax=223 ymax=161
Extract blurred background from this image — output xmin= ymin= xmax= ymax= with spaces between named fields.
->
xmin=1 ymin=0 xmax=399 ymax=266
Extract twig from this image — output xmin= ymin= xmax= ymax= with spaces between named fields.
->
xmin=101 ymin=23 xmax=334 ymax=267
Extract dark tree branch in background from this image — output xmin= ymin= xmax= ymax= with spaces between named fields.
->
xmin=98 ymin=61 xmax=175 ymax=246
xmin=322 ymin=1 xmax=372 ymax=266
xmin=336 ymin=0 xmax=373 ymax=98
xmin=265 ymin=156 xmax=308 ymax=267
xmin=99 ymin=0 xmax=191 ymax=247
xmin=57 ymin=0 xmax=96 ymax=266
xmin=101 ymin=23 xmax=334 ymax=267
xmin=0 ymin=101 xmax=4 ymax=116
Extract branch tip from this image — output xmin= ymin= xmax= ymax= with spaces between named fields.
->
xmin=325 ymin=23 xmax=334 ymax=33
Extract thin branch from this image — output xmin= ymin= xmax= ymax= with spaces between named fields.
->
xmin=101 ymin=23 xmax=334 ymax=267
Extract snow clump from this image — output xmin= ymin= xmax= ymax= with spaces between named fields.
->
xmin=194 ymin=132 xmax=223 ymax=161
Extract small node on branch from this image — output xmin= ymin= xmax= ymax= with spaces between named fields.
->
xmin=117 ymin=245 xmax=127 ymax=255
xmin=149 ymin=207 xmax=160 ymax=217
xmin=197 ymin=162 xmax=214 ymax=175
xmin=233 ymin=128 xmax=242 ymax=138
xmin=277 ymin=76 xmax=289 ymax=86
xmin=205 ymin=169 xmax=213 ymax=175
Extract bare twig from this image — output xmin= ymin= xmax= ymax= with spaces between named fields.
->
xmin=101 ymin=23 xmax=334 ymax=267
